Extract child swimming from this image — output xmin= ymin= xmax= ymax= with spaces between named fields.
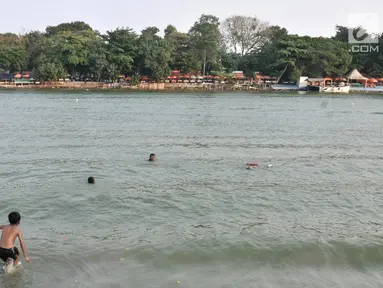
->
xmin=148 ymin=154 xmax=157 ymax=161
xmin=0 ymin=212 xmax=30 ymax=267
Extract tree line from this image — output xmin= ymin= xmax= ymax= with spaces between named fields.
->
xmin=0 ymin=15 xmax=382 ymax=82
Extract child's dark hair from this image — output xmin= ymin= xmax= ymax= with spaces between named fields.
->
xmin=8 ymin=212 xmax=21 ymax=225
xmin=88 ymin=176 xmax=95 ymax=184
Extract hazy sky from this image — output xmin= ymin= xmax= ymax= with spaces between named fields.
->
xmin=2 ymin=0 xmax=382 ymax=37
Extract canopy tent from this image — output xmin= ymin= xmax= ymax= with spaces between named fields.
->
xmin=344 ymin=69 xmax=369 ymax=86
xmin=345 ymin=69 xmax=368 ymax=80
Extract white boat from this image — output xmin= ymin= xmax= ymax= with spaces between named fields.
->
xmin=320 ymin=85 xmax=350 ymax=93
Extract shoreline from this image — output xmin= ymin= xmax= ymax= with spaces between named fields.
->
xmin=1 ymin=83 xmax=383 ymax=95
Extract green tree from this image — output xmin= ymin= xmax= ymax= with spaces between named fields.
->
xmin=164 ymin=25 xmax=200 ymax=73
xmin=40 ymin=22 xmax=102 ymax=79
xmin=189 ymin=14 xmax=221 ymax=75
xmin=333 ymin=25 xmax=349 ymax=43
xmin=0 ymin=16 xmax=381 ymax=83
xmin=45 ymin=21 xmax=94 ymax=36
xmin=53 ymin=31 xmax=92 ymax=76
xmin=234 ymin=25 xmax=288 ymax=77
xmin=25 ymin=31 xmax=47 ymax=71
xmin=86 ymin=39 xmax=108 ymax=81
xmin=136 ymin=27 xmax=172 ymax=81
xmin=33 ymin=54 xmax=66 ymax=81
xmin=0 ymin=33 xmax=27 ymax=72
xmin=103 ymin=27 xmax=137 ymax=80
xmin=272 ymin=34 xmax=352 ymax=80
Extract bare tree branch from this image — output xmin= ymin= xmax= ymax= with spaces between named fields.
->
xmin=221 ymin=15 xmax=269 ymax=56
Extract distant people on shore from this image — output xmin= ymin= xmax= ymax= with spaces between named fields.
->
xmin=148 ymin=154 xmax=156 ymax=161
xmin=88 ymin=177 xmax=95 ymax=184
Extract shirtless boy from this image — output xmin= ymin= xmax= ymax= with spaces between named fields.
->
xmin=0 ymin=212 xmax=30 ymax=266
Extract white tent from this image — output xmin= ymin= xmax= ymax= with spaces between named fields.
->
xmin=345 ymin=69 xmax=368 ymax=80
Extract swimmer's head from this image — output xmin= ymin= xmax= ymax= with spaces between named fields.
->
xmin=8 ymin=212 xmax=20 ymax=225
xmin=149 ymin=154 xmax=156 ymax=161
xmin=88 ymin=176 xmax=95 ymax=184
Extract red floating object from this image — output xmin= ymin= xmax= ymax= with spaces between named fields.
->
xmin=246 ymin=163 xmax=258 ymax=167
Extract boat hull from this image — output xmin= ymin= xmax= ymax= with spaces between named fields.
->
xmin=308 ymin=85 xmax=321 ymax=92
xmin=320 ymin=85 xmax=350 ymax=93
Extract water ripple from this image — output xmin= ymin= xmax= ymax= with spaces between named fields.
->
xmin=1 ymin=91 xmax=383 ymax=287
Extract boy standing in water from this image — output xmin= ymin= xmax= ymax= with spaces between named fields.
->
xmin=0 ymin=212 xmax=30 ymax=266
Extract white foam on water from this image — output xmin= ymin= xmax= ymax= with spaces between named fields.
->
xmin=3 ymin=261 xmax=22 ymax=275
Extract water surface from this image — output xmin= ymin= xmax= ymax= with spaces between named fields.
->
xmin=1 ymin=90 xmax=383 ymax=287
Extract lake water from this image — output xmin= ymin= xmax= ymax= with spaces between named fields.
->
xmin=1 ymin=90 xmax=383 ymax=287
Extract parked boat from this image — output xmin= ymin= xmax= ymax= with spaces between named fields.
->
xmin=306 ymin=77 xmax=333 ymax=92
xmin=308 ymin=85 xmax=320 ymax=92
xmin=320 ymin=85 xmax=350 ymax=93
